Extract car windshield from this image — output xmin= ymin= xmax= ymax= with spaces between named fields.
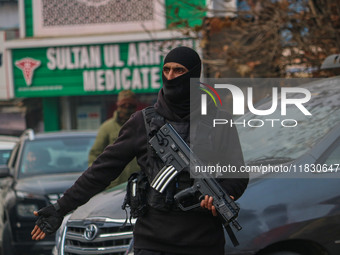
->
xmin=18 ymin=136 xmax=95 ymax=178
xmin=237 ymin=77 xmax=340 ymax=164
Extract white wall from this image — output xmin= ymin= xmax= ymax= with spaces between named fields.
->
xmin=0 ymin=3 xmax=19 ymax=29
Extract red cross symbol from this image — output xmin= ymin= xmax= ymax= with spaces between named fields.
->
xmin=15 ymin=58 xmax=41 ymax=86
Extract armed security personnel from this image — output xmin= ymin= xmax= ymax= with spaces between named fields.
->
xmin=31 ymin=46 xmax=248 ymax=255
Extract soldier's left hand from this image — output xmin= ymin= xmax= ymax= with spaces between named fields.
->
xmin=200 ymin=195 xmax=234 ymax=217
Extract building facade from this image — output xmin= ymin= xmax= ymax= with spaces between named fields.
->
xmin=2 ymin=0 xmax=208 ymax=132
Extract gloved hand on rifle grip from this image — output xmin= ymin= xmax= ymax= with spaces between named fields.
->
xmin=31 ymin=203 xmax=64 ymax=240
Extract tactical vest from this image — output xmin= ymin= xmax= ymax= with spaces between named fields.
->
xmin=139 ymin=107 xmax=242 ymax=247
xmin=142 ymin=106 xmax=231 ymax=211
xmin=142 ymin=106 xmax=193 ymax=211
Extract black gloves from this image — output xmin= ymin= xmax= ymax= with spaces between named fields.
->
xmin=35 ymin=203 xmax=64 ymax=235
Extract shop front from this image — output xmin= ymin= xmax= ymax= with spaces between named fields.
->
xmin=5 ymin=33 xmax=198 ymax=131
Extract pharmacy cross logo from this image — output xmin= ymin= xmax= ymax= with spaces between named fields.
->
xmin=199 ymin=82 xmax=223 ymax=115
xmin=15 ymin=57 xmax=41 ymax=86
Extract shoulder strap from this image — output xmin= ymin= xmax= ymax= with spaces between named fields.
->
xmin=142 ymin=106 xmax=155 ymax=137
xmin=142 ymin=106 xmax=165 ymax=137
xmin=142 ymin=106 xmax=165 ymax=181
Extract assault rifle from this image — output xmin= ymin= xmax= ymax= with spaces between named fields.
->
xmin=149 ymin=123 xmax=242 ymax=246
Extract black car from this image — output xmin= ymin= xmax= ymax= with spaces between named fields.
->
xmin=224 ymin=76 xmax=340 ymax=255
xmin=0 ymin=129 xmax=96 ymax=255
xmin=56 ymin=76 xmax=340 ymax=255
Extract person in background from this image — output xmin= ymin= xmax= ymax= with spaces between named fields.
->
xmin=88 ymin=89 xmax=139 ymax=188
xmin=22 ymin=148 xmax=53 ymax=174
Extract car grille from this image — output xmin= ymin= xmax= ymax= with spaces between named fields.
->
xmin=61 ymin=218 xmax=133 ymax=255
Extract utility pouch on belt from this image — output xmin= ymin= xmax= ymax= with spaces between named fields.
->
xmin=122 ymin=171 xmax=149 ymax=218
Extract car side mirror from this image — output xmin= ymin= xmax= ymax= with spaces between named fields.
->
xmin=0 ymin=165 xmax=11 ymax=178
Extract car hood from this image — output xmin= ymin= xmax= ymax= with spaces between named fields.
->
xmin=15 ymin=173 xmax=82 ymax=195
xmin=69 ymin=182 xmax=128 ymax=220
xmin=225 ymin=175 xmax=340 ymax=252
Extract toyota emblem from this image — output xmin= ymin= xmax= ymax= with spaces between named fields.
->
xmin=84 ymin=224 xmax=98 ymax=241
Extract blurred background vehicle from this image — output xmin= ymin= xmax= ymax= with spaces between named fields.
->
xmin=224 ymin=76 xmax=340 ymax=255
xmin=53 ymin=182 xmax=134 ymax=255
xmin=0 ymin=135 xmax=19 ymax=166
xmin=0 ymin=129 xmax=96 ymax=255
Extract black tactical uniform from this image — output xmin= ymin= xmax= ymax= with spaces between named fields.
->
xmin=34 ymin=46 xmax=249 ymax=255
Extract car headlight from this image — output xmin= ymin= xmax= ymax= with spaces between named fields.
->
xmin=16 ymin=203 xmax=39 ymax=217
xmin=16 ymin=191 xmax=44 ymax=200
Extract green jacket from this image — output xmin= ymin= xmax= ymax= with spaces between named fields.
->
xmin=88 ymin=112 xmax=139 ymax=188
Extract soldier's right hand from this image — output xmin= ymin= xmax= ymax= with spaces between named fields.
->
xmin=31 ymin=204 xmax=64 ymax=240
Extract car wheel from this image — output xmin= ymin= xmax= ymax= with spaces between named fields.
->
xmin=1 ymin=222 xmax=16 ymax=255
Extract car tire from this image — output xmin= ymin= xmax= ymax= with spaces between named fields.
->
xmin=1 ymin=222 xmax=16 ymax=255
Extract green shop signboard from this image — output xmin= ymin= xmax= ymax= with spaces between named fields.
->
xmin=12 ymin=38 xmax=196 ymax=97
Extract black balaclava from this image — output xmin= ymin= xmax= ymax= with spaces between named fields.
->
xmin=161 ymin=46 xmax=202 ymax=118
